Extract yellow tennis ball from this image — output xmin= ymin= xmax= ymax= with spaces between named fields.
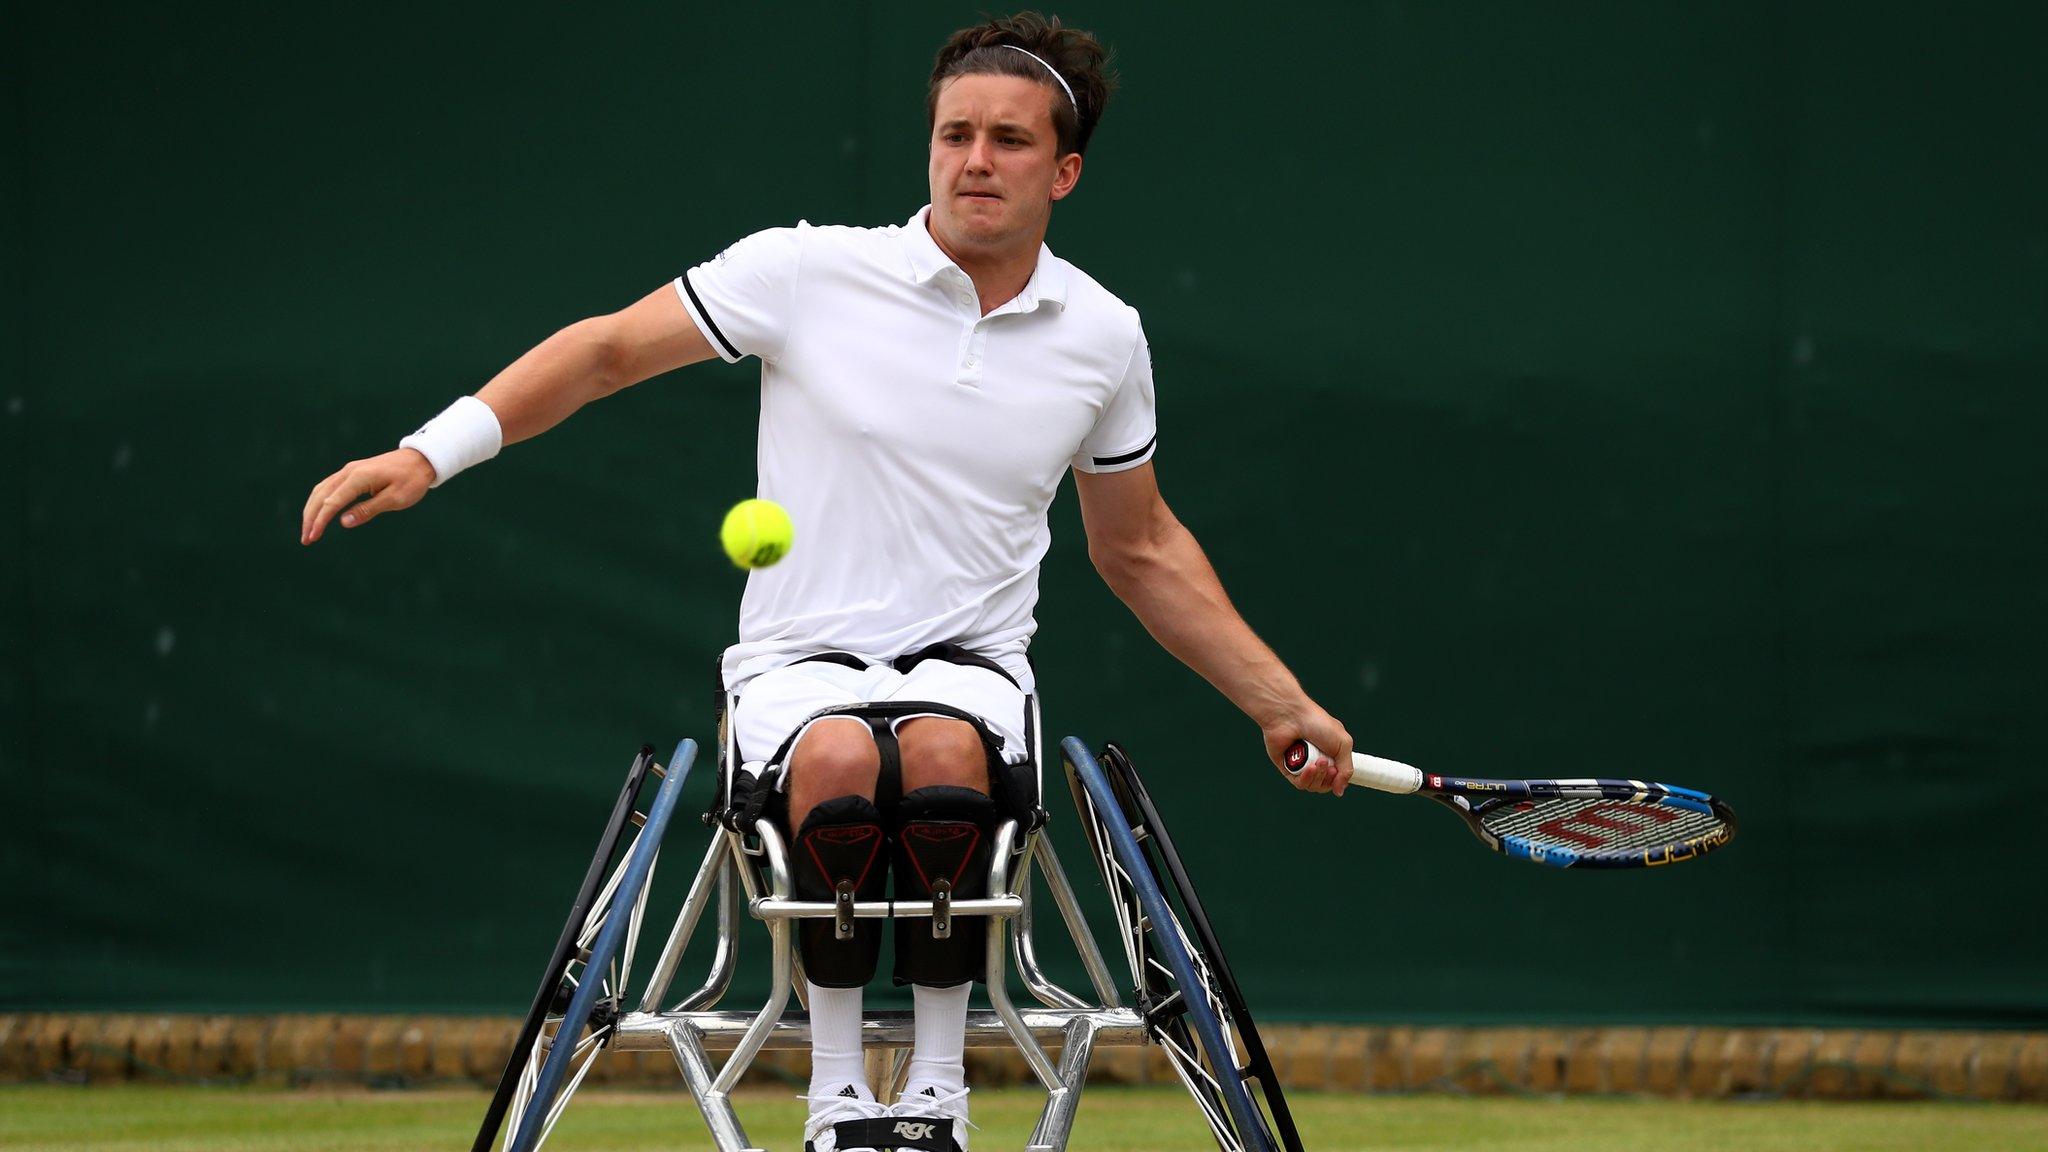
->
xmin=720 ymin=499 xmax=794 ymax=569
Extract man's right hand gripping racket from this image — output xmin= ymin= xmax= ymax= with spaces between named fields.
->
xmin=1285 ymin=742 xmax=1737 ymax=869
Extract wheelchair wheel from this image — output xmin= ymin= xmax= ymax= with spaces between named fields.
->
xmin=1062 ymin=738 xmax=1301 ymax=1152
xmin=473 ymin=740 xmax=696 ymax=1152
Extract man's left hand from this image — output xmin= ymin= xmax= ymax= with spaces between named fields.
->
xmin=1262 ymin=704 xmax=1353 ymax=797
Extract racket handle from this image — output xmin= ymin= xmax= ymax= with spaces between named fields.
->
xmin=1284 ymin=741 xmax=1424 ymax=794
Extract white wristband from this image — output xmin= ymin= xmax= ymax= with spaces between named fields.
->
xmin=399 ymin=395 xmax=502 ymax=488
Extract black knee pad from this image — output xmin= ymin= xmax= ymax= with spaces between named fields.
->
xmin=793 ymin=795 xmax=887 ymax=988
xmin=891 ymin=785 xmax=998 ymax=988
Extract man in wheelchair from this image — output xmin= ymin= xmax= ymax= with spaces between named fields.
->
xmin=300 ymin=12 xmax=1354 ymax=1151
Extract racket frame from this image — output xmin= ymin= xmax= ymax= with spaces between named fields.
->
xmin=1421 ymin=774 xmax=1738 ymax=869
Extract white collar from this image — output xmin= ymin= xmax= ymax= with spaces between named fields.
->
xmin=900 ymin=205 xmax=1069 ymax=311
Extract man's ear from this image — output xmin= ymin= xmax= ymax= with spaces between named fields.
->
xmin=1050 ymin=152 xmax=1084 ymax=201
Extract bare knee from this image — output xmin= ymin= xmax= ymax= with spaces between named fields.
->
xmin=899 ymin=717 xmax=989 ymax=793
xmin=788 ymin=719 xmax=881 ymax=827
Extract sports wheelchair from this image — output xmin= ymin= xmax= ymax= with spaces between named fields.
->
xmin=472 ymin=677 xmax=1302 ymax=1152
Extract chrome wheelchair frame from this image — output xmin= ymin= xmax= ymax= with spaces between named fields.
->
xmin=474 ymin=688 xmax=1300 ymax=1152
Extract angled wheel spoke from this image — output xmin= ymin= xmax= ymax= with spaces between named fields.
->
xmin=619 ymin=852 xmax=657 ymax=992
xmin=1157 ymin=1032 xmax=1241 ymax=1151
xmin=1156 ymin=1026 xmax=1228 ymax=1095
xmin=535 ymin=1026 xmax=611 ymax=1144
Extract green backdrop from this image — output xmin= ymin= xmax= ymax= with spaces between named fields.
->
xmin=5 ymin=2 xmax=2043 ymax=1027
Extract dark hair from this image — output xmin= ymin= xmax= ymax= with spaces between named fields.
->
xmin=926 ymin=12 xmax=1118 ymax=157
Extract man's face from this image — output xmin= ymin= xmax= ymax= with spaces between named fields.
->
xmin=927 ymin=73 xmax=1083 ymax=257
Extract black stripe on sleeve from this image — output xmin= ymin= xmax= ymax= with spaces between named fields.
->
xmin=680 ymin=270 xmax=741 ymax=360
xmin=1092 ymin=434 xmax=1158 ymax=468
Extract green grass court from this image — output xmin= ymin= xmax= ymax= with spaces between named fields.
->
xmin=5 ymin=1086 xmax=2043 ymax=1151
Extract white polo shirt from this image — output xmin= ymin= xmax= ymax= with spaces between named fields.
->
xmin=675 ymin=207 xmax=1158 ymax=695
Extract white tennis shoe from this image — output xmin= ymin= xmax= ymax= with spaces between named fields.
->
xmin=802 ymin=1083 xmax=890 ymax=1152
xmin=889 ymin=1082 xmax=973 ymax=1151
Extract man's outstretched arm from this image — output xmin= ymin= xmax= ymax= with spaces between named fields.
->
xmin=300 ymin=285 xmax=716 ymax=543
xmin=1074 ymin=461 xmax=1355 ymax=794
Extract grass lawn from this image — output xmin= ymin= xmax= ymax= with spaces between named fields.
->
xmin=1 ymin=1084 xmax=2043 ymax=1151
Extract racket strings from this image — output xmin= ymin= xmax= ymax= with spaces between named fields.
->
xmin=1480 ymin=796 xmax=1726 ymax=853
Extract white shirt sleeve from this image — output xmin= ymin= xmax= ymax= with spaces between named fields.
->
xmin=1072 ymin=325 xmax=1158 ymax=474
xmin=674 ymin=224 xmax=806 ymax=363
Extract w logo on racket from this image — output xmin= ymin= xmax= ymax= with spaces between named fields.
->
xmin=1534 ymin=801 xmax=1678 ymax=848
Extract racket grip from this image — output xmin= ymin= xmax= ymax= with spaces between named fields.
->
xmin=1284 ymin=741 xmax=1424 ymax=794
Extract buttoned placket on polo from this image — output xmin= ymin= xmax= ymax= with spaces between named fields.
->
xmin=943 ymin=267 xmax=1047 ymax=389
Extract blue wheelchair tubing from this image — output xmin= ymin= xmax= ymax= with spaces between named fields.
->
xmin=1062 ymin=737 xmax=1275 ymax=1152
xmin=508 ymin=739 xmax=696 ymax=1152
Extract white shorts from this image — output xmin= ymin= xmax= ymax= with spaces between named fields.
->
xmin=730 ymin=656 xmax=1029 ymax=784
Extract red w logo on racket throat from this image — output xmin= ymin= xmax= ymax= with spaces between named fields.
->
xmin=1535 ymin=802 xmax=1677 ymax=848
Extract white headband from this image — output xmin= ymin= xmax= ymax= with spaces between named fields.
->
xmin=999 ymin=44 xmax=1077 ymax=111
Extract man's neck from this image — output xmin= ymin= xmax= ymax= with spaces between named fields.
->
xmin=927 ymin=218 xmax=1042 ymax=316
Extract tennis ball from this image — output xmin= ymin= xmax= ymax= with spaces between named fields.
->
xmin=720 ymin=499 xmax=794 ymax=569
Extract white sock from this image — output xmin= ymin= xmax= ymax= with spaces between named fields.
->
xmin=807 ymin=981 xmax=869 ymax=1098
xmin=902 ymin=981 xmax=970 ymax=1092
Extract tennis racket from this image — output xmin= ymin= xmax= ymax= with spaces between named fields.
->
xmin=1284 ymin=741 xmax=1737 ymax=869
